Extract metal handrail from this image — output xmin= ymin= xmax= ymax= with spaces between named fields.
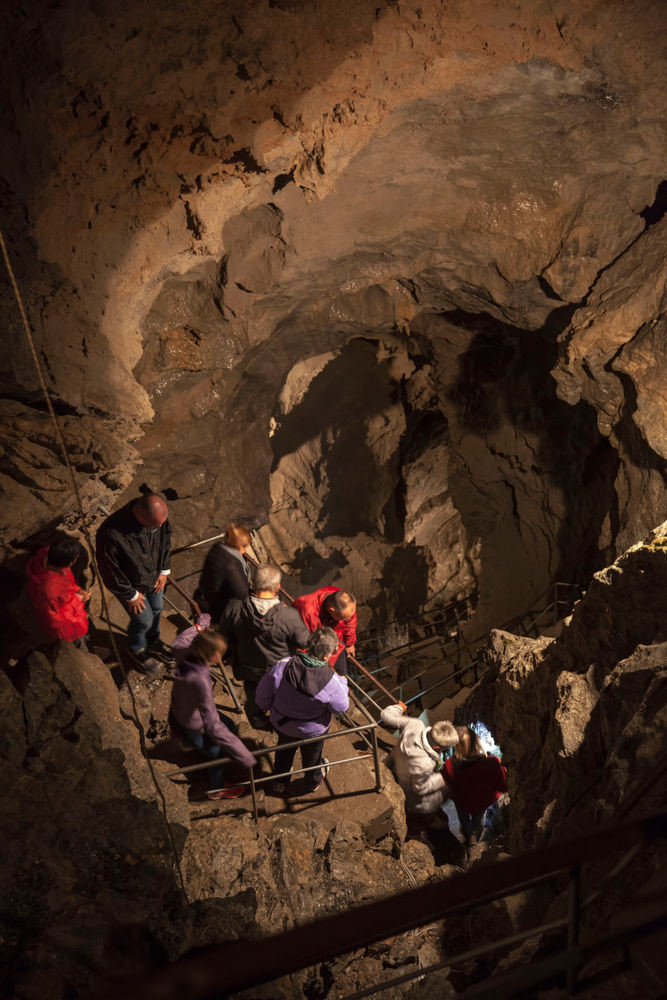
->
xmin=111 ymin=812 xmax=667 ymax=1000
xmin=351 ymin=581 xmax=583 ymax=714
xmin=167 ymin=721 xmax=383 ymax=822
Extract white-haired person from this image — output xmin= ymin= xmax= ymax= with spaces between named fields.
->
xmin=380 ymin=702 xmax=458 ymax=824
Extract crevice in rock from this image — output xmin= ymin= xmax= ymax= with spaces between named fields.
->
xmin=183 ymin=200 xmax=203 ymax=240
xmin=272 ymin=167 xmax=295 ymax=194
xmin=640 ymin=178 xmax=667 ymax=229
xmin=224 ymin=147 xmax=267 ymax=173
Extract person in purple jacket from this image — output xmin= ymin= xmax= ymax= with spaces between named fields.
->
xmin=256 ymin=627 xmax=349 ymax=796
xmin=170 ymin=623 xmax=257 ymax=799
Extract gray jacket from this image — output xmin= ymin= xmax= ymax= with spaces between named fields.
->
xmin=381 ymin=704 xmax=449 ymax=816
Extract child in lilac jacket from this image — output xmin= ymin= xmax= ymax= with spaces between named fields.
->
xmin=170 ymin=618 xmax=256 ymax=798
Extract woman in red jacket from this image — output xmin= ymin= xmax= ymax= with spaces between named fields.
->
xmin=444 ymin=726 xmax=507 ymax=846
xmin=25 ymin=535 xmax=89 ymax=644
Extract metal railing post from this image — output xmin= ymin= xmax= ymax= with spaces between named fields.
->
xmin=250 ymin=768 xmax=259 ymax=824
xmin=370 ymin=725 xmax=383 ymax=792
xmin=566 ymin=865 xmax=581 ymax=995
xmin=218 ymin=663 xmax=242 ymax=714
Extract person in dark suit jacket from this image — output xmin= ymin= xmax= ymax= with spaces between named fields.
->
xmin=194 ymin=523 xmax=251 ymax=622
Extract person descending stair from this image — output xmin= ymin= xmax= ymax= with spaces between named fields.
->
xmin=194 ymin=522 xmax=252 ymax=623
xmin=256 ymin=627 xmax=349 ymax=796
xmin=443 ymin=726 xmax=507 ymax=846
xmin=25 ymin=533 xmax=90 ymax=646
xmin=95 ymin=493 xmax=173 ymax=674
xmin=220 ymin=563 xmax=309 ymax=728
xmin=293 ymin=586 xmax=357 ymax=675
xmin=380 ymin=701 xmax=458 ymax=826
xmin=169 ymin=622 xmax=257 ymax=799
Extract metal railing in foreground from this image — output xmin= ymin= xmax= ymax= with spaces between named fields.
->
xmin=166 ymin=719 xmax=384 ymax=823
xmin=110 ymin=811 xmax=666 ymax=1000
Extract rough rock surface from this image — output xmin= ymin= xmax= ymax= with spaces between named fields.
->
xmin=1 ymin=0 xmax=666 ymax=634
xmin=0 ymin=645 xmax=190 ymax=999
xmin=2 ymin=5 xmax=667 ymax=991
xmin=465 ymin=520 xmax=667 ymax=851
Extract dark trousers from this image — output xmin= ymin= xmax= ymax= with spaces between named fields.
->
xmin=274 ymin=731 xmax=325 ymax=790
xmin=455 ymin=805 xmax=486 ymax=844
xmin=333 ymin=648 xmax=348 ymax=676
xmin=243 ymin=679 xmax=264 ymax=724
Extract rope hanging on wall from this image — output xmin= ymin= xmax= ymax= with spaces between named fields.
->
xmin=0 ymin=228 xmax=190 ymax=903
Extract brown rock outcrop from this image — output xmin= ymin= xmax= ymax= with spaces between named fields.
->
xmin=1 ymin=0 xmax=665 ymax=634
xmin=466 ymin=520 xmax=667 ymax=851
xmin=0 ymin=644 xmax=190 ymax=999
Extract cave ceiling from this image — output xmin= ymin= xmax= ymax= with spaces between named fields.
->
xmin=1 ymin=0 xmax=666 ymax=626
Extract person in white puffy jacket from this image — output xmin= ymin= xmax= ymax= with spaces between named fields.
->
xmin=380 ymin=702 xmax=458 ymax=819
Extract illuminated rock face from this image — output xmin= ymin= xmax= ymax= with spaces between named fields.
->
xmin=1 ymin=0 xmax=666 ymax=631
xmin=469 ymin=521 xmax=667 ymax=850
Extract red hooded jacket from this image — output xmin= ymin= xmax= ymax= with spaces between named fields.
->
xmin=25 ymin=546 xmax=88 ymax=642
xmin=444 ymin=755 xmax=507 ymax=816
xmin=293 ymin=586 xmax=357 ymax=663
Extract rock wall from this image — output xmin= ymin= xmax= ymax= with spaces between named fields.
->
xmin=0 ymin=645 xmax=190 ymax=998
xmin=1 ymin=0 xmax=666 ymax=630
xmin=466 ymin=520 xmax=667 ymax=853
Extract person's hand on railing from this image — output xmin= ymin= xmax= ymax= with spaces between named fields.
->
xmin=398 ymin=700 xmax=408 ymax=714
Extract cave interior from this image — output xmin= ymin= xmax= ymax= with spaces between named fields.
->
xmin=1 ymin=0 xmax=667 ymax=997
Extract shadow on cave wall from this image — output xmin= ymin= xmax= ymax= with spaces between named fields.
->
xmin=447 ymin=310 xmax=620 ymax=590
xmin=271 ymin=338 xmax=404 ymax=539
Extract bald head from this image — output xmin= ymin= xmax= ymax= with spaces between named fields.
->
xmin=324 ymin=590 xmax=356 ymax=622
xmin=133 ymin=493 xmax=169 ymax=528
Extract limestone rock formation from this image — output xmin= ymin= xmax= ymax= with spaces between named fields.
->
xmin=1 ymin=0 xmax=666 ymax=634
xmin=466 ymin=520 xmax=667 ymax=852
xmin=1 ymin=2 xmax=667 ymax=993
xmin=0 ymin=644 xmax=190 ymax=999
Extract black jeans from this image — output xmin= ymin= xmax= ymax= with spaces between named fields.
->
xmin=333 ymin=648 xmax=348 ymax=676
xmin=243 ymin=679 xmax=264 ymax=724
xmin=274 ymin=731 xmax=326 ymax=789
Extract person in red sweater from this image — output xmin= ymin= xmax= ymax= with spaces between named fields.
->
xmin=25 ymin=535 xmax=89 ymax=645
xmin=443 ymin=726 xmax=507 ymax=846
xmin=293 ymin=586 xmax=357 ymax=675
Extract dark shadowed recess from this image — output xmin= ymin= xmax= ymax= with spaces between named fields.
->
xmin=447 ymin=309 xmax=619 ymax=588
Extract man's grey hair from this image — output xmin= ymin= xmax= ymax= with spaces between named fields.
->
xmin=251 ymin=563 xmax=281 ymax=594
xmin=306 ymin=627 xmax=339 ymax=662
xmin=430 ymin=720 xmax=459 ymax=748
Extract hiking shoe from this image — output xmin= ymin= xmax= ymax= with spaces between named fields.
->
xmin=248 ymin=714 xmax=271 ymax=731
xmin=130 ymin=650 xmax=161 ymax=675
xmin=320 ymin=757 xmax=330 ymax=780
xmin=206 ymin=785 xmax=245 ymax=800
xmin=147 ymin=639 xmax=175 ymax=663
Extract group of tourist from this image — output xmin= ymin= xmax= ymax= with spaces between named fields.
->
xmin=25 ymin=491 xmax=507 ymax=841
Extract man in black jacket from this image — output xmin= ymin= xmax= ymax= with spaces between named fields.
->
xmin=96 ymin=493 xmax=172 ymax=673
xmin=220 ymin=563 xmax=309 ymax=728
